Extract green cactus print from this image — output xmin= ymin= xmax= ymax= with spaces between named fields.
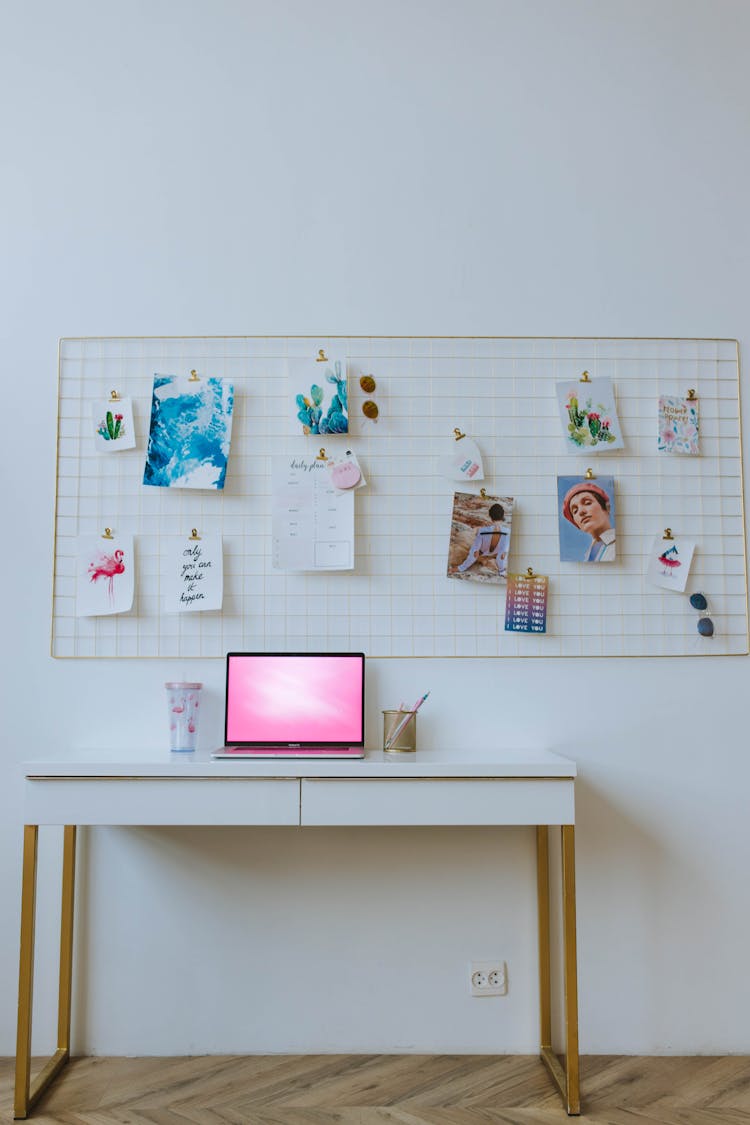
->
xmin=566 ymin=394 xmax=615 ymax=448
xmin=97 ymin=410 xmax=125 ymax=441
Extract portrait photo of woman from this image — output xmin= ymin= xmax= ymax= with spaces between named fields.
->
xmin=557 ymin=476 xmax=616 ymax=563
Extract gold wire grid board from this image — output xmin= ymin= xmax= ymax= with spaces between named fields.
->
xmin=52 ymin=336 xmax=748 ymax=658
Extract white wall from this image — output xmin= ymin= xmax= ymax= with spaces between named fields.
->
xmin=2 ymin=0 xmax=749 ymax=1055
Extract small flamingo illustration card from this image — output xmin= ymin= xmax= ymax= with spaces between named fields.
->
xmin=75 ymin=534 xmax=135 ymax=616
xmin=91 ymin=397 xmax=136 ymax=452
xmin=658 ymin=395 xmax=700 ymax=454
xmin=646 ymin=534 xmax=696 ymax=592
xmin=556 ymin=377 xmax=625 ymax=452
xmin=164 ymin=535 xmax=224 ymax=613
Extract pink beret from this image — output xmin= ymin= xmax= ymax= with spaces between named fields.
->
xmin=562 ymin=482 xmax=611 ymax=525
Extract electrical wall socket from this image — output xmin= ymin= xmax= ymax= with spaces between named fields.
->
xmin=469 ymin=959 xmax=507 ymax=996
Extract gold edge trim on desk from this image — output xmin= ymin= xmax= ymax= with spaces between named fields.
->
xmin=25 ymin=774 xmax=297 ymax=782
xmin=26 ymin=773 xmax=575 ymax=783
xmin=299 ymin=775 xmax=575 ymax=783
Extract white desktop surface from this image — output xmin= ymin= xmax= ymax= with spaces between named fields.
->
xmin=22 ymin=746 xmax=576 ymax=778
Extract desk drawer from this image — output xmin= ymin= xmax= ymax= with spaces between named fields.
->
xmin=301 ymin=778 xmax=574 ymax=826
xmin=25 ymin=778 xmax=301 ymax=826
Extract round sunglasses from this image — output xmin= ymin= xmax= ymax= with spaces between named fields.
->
xmin=689 ymin=592 xmax=714 ymax=637
xmin=360 ymin=375 xmax=378 ymax=421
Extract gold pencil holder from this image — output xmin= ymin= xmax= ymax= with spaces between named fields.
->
xmin=382 ymin=710 xmax=417 ymax=753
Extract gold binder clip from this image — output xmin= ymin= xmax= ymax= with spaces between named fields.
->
xmin=663 ymin=528 xmax=674 ymax=540
xmin=102 ymin=528 xmax=114 ymax=539
xmin=687 ymin=388 xmax=697 ymax=401
xmin=189 ymin=529 xmax=201 ymax=540
xmin=317 ymin=448 xmax=328 ymax=460
xmin=480 ymin=488 xmax=487 ymax=499
xmin=453 ymin=428 xmax=466 ymax=441
xmin=580 ymin=370 xmax=591 ymax=383
xmin=316 ymin=349 xmax=328 ymax=363
xmin=526 ymin=567 xmax=535 ymax=579
xmin=585 ymin=467 xmax=595 ymax=480
xmin=188 ymin=369 xmax=200 ymax=382
xmin=109 ymin=390 xmax=120 ymax=402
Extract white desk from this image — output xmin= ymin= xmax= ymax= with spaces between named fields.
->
xmin=15 ymin=748 xmax=580 ymax=1117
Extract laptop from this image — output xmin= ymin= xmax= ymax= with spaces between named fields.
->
xmin=212 ymin=652 xmax=366 ymax=759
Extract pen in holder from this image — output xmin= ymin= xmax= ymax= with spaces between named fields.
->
xmin=382 ymin=709 xmax=417 ymax=753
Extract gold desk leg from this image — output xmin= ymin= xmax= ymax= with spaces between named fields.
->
xmin=536 ymin=826 xmax=552 ymax=1051
xmin=57 ymin=827 xmax=77 ymax=1053
xmin=14 ymin=826 xmax=76 ymax=1120
xmin=14 ymin=825 xmax=38 ymax=1118
xmin=537 ymin=824 xmax=581 ymax=1116
xmin=561 ymin=824 xmax=580 ymax=1115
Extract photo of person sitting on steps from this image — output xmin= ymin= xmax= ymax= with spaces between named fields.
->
xmin=448 ymin=492 xmax=513 ymax=585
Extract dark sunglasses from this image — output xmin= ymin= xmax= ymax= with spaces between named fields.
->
xmin=360 ymin=375 xmax=378 ymax=421
xmin=689 ymin=592 xmax=714 ymax=637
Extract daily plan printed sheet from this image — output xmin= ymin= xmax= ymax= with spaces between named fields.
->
xmin=272 ymin=455 xmax=354 ymax=571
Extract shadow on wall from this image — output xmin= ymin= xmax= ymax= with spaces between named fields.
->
xmin=574 ymin=772 xmax=725 ymax=1050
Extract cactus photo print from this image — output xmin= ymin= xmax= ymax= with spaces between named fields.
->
xmin=91 ymin=396 xmax=136 ymax=452
xmin=290 ymin=354 xmax=349 ymax=435
xmin=556 ymin=377 xmax=624 ymax=452
xmin=143 ymin=375 xmax=234 ymax=489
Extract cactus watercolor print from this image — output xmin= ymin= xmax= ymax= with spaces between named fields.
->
xmin=556 ymin=377 xmax=624 ymax=452
xmin=143 ymin=375 xmax=234 ymax=489
xmin=658 ymin=395 xmax=700 ymax=455
xmin=91 ymin=397 xmax=136 ymax=452
xmin=75 ymin=534 xmax=135 ymax=616
xmin=290 ymin=355 xmax=349 ymax=435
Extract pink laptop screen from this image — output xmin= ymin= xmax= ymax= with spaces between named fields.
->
xmin=225 ymin=653 xmax=365 ymax=745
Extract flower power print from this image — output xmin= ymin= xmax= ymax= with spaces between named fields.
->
xmin=658 ymin=395 xmax=700 ymax=455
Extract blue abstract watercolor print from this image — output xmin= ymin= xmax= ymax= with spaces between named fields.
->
xmin=143 ymin=375 xmax=234 ymax=489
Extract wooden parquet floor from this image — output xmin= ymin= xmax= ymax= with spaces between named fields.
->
xmin=1 ymin=1055 xmax=750 ymax=1125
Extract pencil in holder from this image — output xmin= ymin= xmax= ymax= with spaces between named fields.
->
xmin=382 ymin=710 xmax=417 ymax=753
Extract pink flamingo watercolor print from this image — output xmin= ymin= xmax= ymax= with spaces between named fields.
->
xmin=76 ymin=534 xmax=135 ymax=617
xmin=658 ymin=545 xmax=681 ymax=575
xmin=88 ymin=548 xmax=126 ymax=603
